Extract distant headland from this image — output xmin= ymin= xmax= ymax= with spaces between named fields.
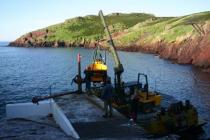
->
xmin=9 ymin=11 xmax=210 ymax=72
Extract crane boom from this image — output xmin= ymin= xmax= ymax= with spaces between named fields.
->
xmin=99 ymin=10 xmax=124 ymax=87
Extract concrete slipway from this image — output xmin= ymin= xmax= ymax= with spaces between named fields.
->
xmin=0 ymin=93 xmax=178 ymax=140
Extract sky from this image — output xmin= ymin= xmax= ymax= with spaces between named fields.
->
xmin=1 ymin=0 xmax=210 ymax=41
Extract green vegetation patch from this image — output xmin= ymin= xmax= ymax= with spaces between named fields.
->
xmin=20 ymin=11 xmax=210 ymax=46
xmin=116 ymin=12 xmax=210 ymax=45
xmin=41 ymin=13 xmax=154 ymax=42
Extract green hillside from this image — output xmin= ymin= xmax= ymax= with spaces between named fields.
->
xmin=15 ymin=11 xmax=210 ymax=46
xmin=116 ymin=11 xmax=210 ymax=46
xmin=43 ymin=13 xmax=155 ymax=42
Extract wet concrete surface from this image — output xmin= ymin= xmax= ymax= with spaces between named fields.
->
xmin=72 ymin=119 xmax=146 ymax=139
xmin=0 ymin=117 xmax=73 ymax=140
xmin=55 ymin=94 xmax=149 ymax=139
xmin=55 ymin=94 xmax=125 ymax=123
xmin=55 ymin=94 xmax=173 ymax=139
xmin=55 ymin=94 xmax=107 ymax=123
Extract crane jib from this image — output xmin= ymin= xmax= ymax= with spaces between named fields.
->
xmin=98 ymin=10 xmax=124 ymax=75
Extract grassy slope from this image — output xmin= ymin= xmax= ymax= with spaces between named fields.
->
xmin=21 ymin=11 xmax=210 ymax=46
xmin=116 ymin=11 xmax=210 ymax=46
xmin=43 ymin=13 xmax=155 ymax=42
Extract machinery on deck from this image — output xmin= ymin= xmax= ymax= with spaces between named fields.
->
xmin=135 ymin=73 xmax=161 ymax=112
xmin=147 ymin=100 xmax=205 ymax=135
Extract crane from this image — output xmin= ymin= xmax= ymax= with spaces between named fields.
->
xmin=99 ymin=10 xmax=124 ymax=91
xmin=98 ymin=10 xmax=162 ymax=110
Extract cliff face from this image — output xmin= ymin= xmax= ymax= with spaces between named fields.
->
xmin=9 ymin=30 xmax=97 ymax=48
xmin=9 ymin=11 xmax=210 ymax=71
xmin=135 ymin=35 xmax=210 ymax=68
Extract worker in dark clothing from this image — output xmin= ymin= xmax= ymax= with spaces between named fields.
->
xmin=101 ymin=78 xmax=113 ymax=118
xmin=130 ymin=87 xmax=139 ymax=123
xmin=84 ymin=73 xmax=91 ymax=94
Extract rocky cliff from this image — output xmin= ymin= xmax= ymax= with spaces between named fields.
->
xmin=9 ymin=11 xmax=210 ymax=71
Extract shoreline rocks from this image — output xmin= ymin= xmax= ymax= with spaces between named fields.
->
xmin=9 ymin=33 xmax=210 ymax=73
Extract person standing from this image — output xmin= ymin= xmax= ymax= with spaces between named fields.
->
xmin=130 ymin=87 xmax=139 ymax=123
xmin=101 ymin=78 xmax=114 ymax=118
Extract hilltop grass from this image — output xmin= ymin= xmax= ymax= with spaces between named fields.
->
xmin=44 ymin=13 xmax=155 ymax=42
xmin=21 ymin=11 xmax=210 ymax=46
xmin=116 ymin=11 xmax=210 ymax=46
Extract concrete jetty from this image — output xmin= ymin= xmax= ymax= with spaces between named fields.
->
xmin=1 ymin=93 xmax=179 ymax=139
xmin=55 ymin=94 xmax=147 ymax=139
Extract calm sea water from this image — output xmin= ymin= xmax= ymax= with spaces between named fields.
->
xmin=0 ymin=44 xmax=210 ymax=138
